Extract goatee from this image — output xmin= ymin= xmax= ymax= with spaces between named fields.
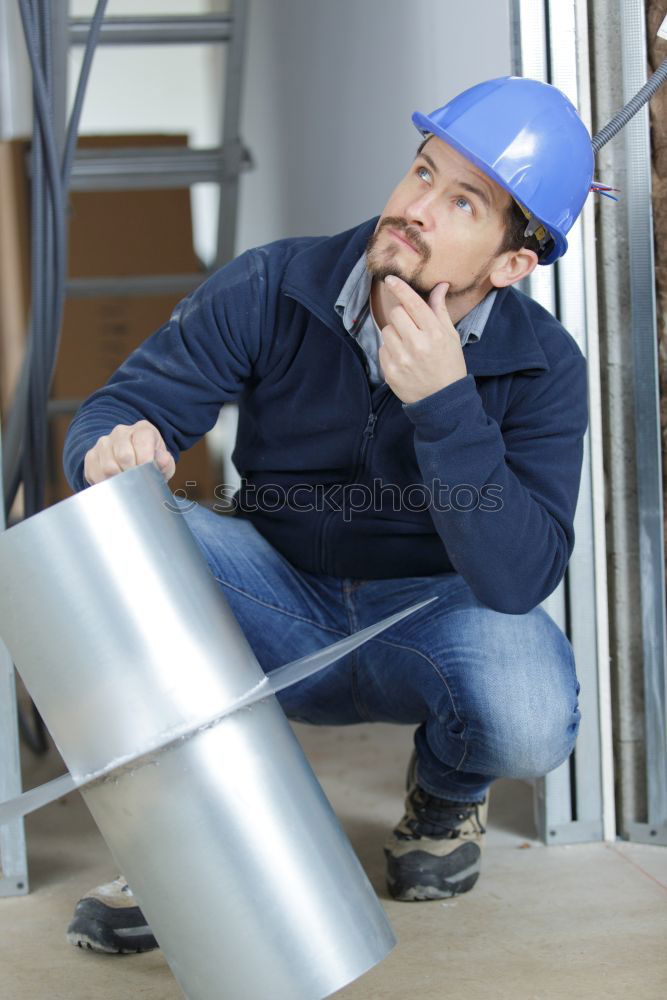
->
xmin=366 ymin=216 xmax=494 ymax=301
xmin=365 ymin=217 xmax=433 ymax=298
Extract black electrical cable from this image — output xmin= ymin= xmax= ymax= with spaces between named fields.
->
xmin=4 ymin=0 xmax=65 ymax=518
xmin=592 ymin=57 xmax=667 ymax=153
xmin=63 ymin=0 xmax=109 ymax=190
xmin=7 ymin=0 xmax=108 ymax=751
xmin=3 ymin=0 xmax=108 ymax=520
xmin=17 ymin=700 xmax=50 ymax=756
xmin=22 ymin=2 xmax=43 ymax=515
xmin=25 ymin=0 xmax=51 ymax=515
xmin=13 ymin=0 xmax=52 ymax=748
xmin=23 ymin=2 xmax=43 ymax=517
xmin=34 ymin=0 xmax=109 ymax=514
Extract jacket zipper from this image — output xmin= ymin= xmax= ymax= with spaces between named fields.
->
xmin=281 ymin=288 xmax=390 ymax=574
xmin=360 ymin=412 xmax=377 ymax=458
xmin=318 ymin=388 xmax=391 ymax=573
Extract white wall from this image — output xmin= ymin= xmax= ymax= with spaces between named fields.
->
xmin=69 ymin=0 xmax=513 ymax=258
xmin=68 ymin=0 xmax=227 ymax=264
xmin=3 ymin=0 xmax=512 ymax=259
xmin=237 ymin=0 xmax=512 ymax=251
xmin=0 ymin=0 xmax=32 ymax=139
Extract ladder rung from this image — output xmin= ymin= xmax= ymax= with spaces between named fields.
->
xmin=69 ymin=146 xmax=250 ymax=191
xmin=48 ymin=398 xmax=84 ymax=417
xmin=69 ymin=15 xmax=233 ymax=46
xmin=66 ymin=273 xmax=211 ymax=299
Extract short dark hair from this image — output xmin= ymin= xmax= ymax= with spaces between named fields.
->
xmin=497 ymin=198 xmax=545 ymax=259
xmin=415 ymin=136 xmax=548 ymax=259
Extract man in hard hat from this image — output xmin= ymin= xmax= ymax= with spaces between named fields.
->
xmin=64 ymin=77 xmax=591 ymax=953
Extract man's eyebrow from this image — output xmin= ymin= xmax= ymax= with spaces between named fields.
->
xmin=418 ymin=150 xmax=439 ymax=175
xmin=416 ymin=149 xmax=494 ymax=212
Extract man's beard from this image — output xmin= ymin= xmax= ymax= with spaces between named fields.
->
xmin=366 ymin=216 xmax=493 ymax=301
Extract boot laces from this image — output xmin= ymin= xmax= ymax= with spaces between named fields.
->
xmin=403 ymin=786 xmax=486 ymax=840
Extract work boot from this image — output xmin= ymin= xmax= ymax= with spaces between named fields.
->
xmin=384 ymin=757 xmax=487 ymax=901
xmin=66 ymin=876 xmax=158 ymax=954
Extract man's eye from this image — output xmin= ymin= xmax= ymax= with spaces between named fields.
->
xmin=416 ymin=165 xmax=431 ymax=182
xmin=456 ymin=196 xmax=473 ymax=214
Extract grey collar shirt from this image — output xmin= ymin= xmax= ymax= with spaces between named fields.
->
xmin=334 ymin=253 xmax=497 ymax=385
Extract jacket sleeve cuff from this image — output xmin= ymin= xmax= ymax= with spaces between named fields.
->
xmin=402 ymin=374 xmax=478 ymax=430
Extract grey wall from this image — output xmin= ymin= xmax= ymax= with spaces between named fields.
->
xmin=0 ymin=0 xmax=512 ymax=258
xmin=236 ymin=0 xmax=512 ymax=251
xmin=0 ymin=0 xmax=32 ymax=140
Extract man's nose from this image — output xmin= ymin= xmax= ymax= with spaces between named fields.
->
xmin=403 ymin=191 xmax=436 ymax=229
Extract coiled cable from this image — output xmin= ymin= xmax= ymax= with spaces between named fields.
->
xmin=592 ymin=57 xmax=667 ymax=153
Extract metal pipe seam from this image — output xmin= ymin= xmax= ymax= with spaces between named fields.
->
xmin=0 ymin=591 xmax=436 ymax=824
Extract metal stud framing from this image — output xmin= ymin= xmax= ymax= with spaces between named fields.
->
xmin=0 ymin=421 xmax=28 ymax=897
xmin=511 ymin=0 xmax=615 ymax=844
xmin=617 ymin=1 xmax=667 ymax=847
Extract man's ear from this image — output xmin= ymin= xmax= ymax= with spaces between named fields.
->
xmin=489 ymin=247 xmax=539 ymax=289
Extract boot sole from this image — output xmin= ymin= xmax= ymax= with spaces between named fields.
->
xmin=67 ymin=899 xmax=158 ymax=954
xmin=385 ymin=844 xmax=481 ymax=901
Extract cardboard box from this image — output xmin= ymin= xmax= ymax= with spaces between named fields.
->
xmin=0 ymin=140 xmax=30 ymax=415
xmin=0 ymin=133 xmax=220 ymax=506
xmin=48 ymin=293 xmax=217 ymax=507
xmin=67 ymin=134 xmax=204 ymax=278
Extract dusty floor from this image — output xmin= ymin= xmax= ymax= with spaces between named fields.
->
xmin=1 ymin=721 xmax=666 ymax=1000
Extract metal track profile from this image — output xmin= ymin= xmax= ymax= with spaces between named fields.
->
xmin=0 ymin=422 xmax=28 ymax=898
xmin=547 ymin=0 xmax=614 ymax=844
xmin=619 ymin=2 xmax=667 ymax=848
xmin=216 ymin=0 xmax=248 ymax=267
xmin=69 ymin=15 xmax=233 ymax=47
xmin=511 ymin=0 xmax=556 ymax=317
xmin=67 ymin=0 xmax=249 ymax=267
xmin=510 ymin=0 xmax=569 ymax=844
xmin=68 ymin=144 xmax=251 ymax=191
xmin=0 ymin=640 xmax=27 ymax=897
xmin=66 ymin=272 xmax=210 ymax=299
xmin=511 ymin=0 xmax=614 ymax=845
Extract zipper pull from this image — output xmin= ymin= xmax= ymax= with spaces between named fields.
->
xmin=364 ymin=413 xmax=377 ymax=438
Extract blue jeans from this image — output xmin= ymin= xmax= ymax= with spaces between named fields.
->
xmin=182 ymin=504 xmax=581 ymax=804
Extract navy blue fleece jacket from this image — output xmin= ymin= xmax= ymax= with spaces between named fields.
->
xmin=64 ymin=218 xmax=589 ymax=614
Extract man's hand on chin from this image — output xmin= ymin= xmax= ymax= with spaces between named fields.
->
xmin=378 ymin=275 xmax=468 ymax=405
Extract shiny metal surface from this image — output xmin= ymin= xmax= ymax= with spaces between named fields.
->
xmin=0 ymin=596 xmax=435 ymax=824
xmin=0 ymin=464 xmax=265 ymax=782
xmin=0 ymin=463 xmax=395 ymax=999
xmin=84 ymin=700 xmax=392 ymax=999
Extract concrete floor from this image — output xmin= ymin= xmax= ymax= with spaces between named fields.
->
xmin=1 ymin=721 xmax=666 ymax=1000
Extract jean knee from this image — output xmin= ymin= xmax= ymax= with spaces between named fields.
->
xmin=493 ymin=673 xmax=581 ymax=779
xmin=447 ymin=609 xmax=581 ymax=780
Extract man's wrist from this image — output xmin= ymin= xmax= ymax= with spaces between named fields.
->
xmin=402 ymin=373 xmax=476 ymax=419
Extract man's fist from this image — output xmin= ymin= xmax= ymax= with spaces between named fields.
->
xmin=83 ymin=420 xmax=175 ymax=485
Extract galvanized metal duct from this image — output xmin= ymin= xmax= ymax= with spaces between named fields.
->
xmin=0 ymin=463 xmax=396 ymax=999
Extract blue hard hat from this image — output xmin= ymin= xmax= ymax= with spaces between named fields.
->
xmin=412 ymin=76 xmax=595 ymax=265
